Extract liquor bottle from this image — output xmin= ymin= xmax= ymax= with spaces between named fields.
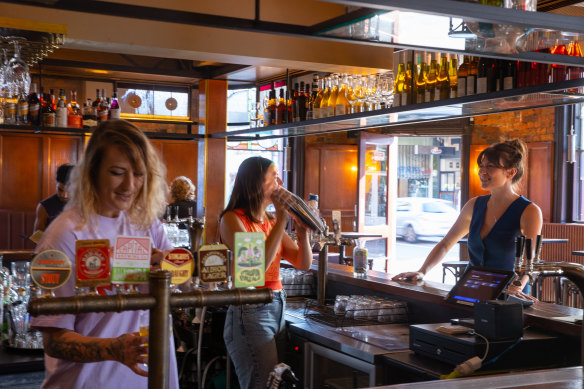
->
xmin=476 ymin=57 xmax=488 ymax=94
xmin=320 ymin=76 xmax=331 ymax=118
xmin=28 ymin=83 xmax=40 ymax=126
xmin=92 ymin=89 xmax=101 ymax=123
xmin=275 ymin=88 xmax=286 ymax=125
xmin=567 ymin=41 xmax=584 ymax=80
xmin=449 ymin=57 xmax=458 ymax=98
xmin=291 ymin=83 xmax=299 ymax=122
xmin=394 ymin=63 xmax=405 ymax=107
xmin=346 ymin=75 xmax=357 ymax=113
xmin=109 ymin=91 xmax=120 ymax=120
xmin=486 ymin=58 xmax=498 ymax=93
xmin=437 ymin=56 xmax=450 ymax=101
xmin=286 ymin=90 xmax=293 ymax=123
xmin=56 ymin=89 xmax=68 ymax=127
xmin=82 ymin=98 xmax=98 ymax=128
xmin=402 ymin=61 xmax=413 ymax=106
xmin=18 ymin=93 xmax=28 ymax=125
xmin=298 ymin=82 xmax=307 ymax=121
xmin=335 ymin=74 xmax=351 ymax=115
xmin=425 ymin=59 xmax=438 ymax=102
xmin=267 ymin=89 xmax=277 ymax=126
xmin=306 ymin=85 xmax=314 ymax=120
xmin=311 ymin=75 xmax=321 ymax=119
xmin=42 ymin=90 xmax=56 ymax=127
xmin=68 ymin=90 xmax=83 ymax=128
xmin=415 ymin=61 xmax=426 ymax=104
xmin=327 ymin=74 xmax=339 ymax=117
xmin=467 ymin=57 xmax=478 ymax=95
xmin=304 ymin=84 xmax=311 ymax=119
xmin=457 ymin=56 xmax=470 ymax=97
xmin=4 ymin=95 xmax=16 ymax=125
xmin=98 ymin=88 xmax=109 ymax=123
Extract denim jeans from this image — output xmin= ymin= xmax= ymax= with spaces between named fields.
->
xmin=224 ymin=290 xmax=286 ymax=389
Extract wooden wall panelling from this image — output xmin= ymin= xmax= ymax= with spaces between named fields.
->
xmin=526 ymin=141 xmax=553 ymax=223
xmin=150 ymin=139 xmax=198 ymax=203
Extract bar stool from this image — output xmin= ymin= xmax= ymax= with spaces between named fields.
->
xmin=441 ymin=261 xmax=468 ymax=283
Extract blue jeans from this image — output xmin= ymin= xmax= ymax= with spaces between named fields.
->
xmin=224 ymin=290 xmax=286 ymax=389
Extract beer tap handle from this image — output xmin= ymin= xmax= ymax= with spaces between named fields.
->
xmin=525 ymin=238 xmax=534 ymax=274
xmin=534 ymin=234 xmax=543 ymax=262
xmin=514 ymin=235 xmax=525 ymax=271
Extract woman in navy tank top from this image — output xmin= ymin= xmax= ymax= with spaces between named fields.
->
xmin=393 ymin=139 xmax=542 ymax=299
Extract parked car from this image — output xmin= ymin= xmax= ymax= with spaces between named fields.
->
xmin=396 ymin=197 xmax=459 ymax=243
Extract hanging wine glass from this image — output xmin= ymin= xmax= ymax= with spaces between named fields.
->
xmin=9 ymin=40 xmax=31 ymax=97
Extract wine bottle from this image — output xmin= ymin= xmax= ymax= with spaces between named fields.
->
xmin=327 ymin=74 xmax=339 ymax=117
xmin=425 ymin=59 xmax=438 ymax=102
xmin=275 ymin=88 xmax=286 ymax=125
xmin=467 ymin=57 xmax=478 ymax=95
xmin=415 ymin=61 xmax=426 ymax=104
xmin=28 ymin=83 xmax=40 ymax=126
xmin=449 ymin=57 xmax=458 ymax=98
xmin=335 ymin=74 xmax=350 ymax=115
xmin=291 ymin=83 xmax=299 ymax=122
xmin=18 ymin=93 xmax=28 ymax=125
xmin=313 ymin=76 xmax=322 ymax=119
xmin=437 ymin=56 xmax=450 ymax=101
xmin=402 ymin=61 xmax=413 ymax=106
xmin=298 ymin=81 xmax=307 ymax=121
xmin=457 ymin=56 xmax=470 ymax=97
xmin=320 ymin=76 xmax=331 ymax=118
xmin=267 ymin=89 xmax=277 ymax=126
xmin=394 ymin=63 xmax=405 ymax=107
xmin=476 ymin=57 xmax=488 ymax=94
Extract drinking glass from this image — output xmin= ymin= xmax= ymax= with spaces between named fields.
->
xmin=11 ymin=261 xmax=30 ymax=289
xmin=138 ymin=311 xmax=149 ymax=369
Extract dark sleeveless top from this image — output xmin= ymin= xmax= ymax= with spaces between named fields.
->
xmin=468 ymin=195 xmax=532 ymax=271
xmin=40 ymin=193 xmax=66 ymax=227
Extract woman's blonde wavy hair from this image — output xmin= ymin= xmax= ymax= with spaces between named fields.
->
xmin=170 ymin=176 xmax=195 ymax=202
xmin=68 ymin=120 xmax=167 ymax=231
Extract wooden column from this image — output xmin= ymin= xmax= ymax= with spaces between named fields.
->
xmin=197 ymin=79 xmax=227 ymax=244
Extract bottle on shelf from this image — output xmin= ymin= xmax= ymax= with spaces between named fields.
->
xmin=286 ymin=89 xmax=293 ymax=123
xmin=437 ymin=56 xmax=450 ymax=101
xmin=402 ymin=61 xmax=413 ymax=106
xmin=4 ymin=95 xmax=16 ymax=125
xmin=68 ymin=90 xmax=83 ymax=128
xmin=98 ymin=88 xmax=109 ymax=123
xmin=109 ymin=91 xmax=120 ymax=120
xmin=567 ymin=41 xmax=584 ymax=80
xmin=354 ymin=75 xmax=366 ymax=112
xmin=56 ymin=89 xmax=68 ymax=128
xmin=425 ymin=59 xmax=438 ymax=102
xmin=306 ymin=85 xmax=314 ymax=120
xmin=267 ymin=89 xmax=277 ymax=126
xmin=327 ymin=74 xmax=339 ymax=117
xmin=275 ymin=88 xmax=286 ymax=125
xmin=298 ymin=82 xmax=307 ymax=121
xmin=393 ymin=63 xmax=405 ymax=107
xmin=18 ymin=93 xmax=28 ymax=125
xmin=457 ymin=56 xmax=470 ymax=97
xmin=42 ymin=90 xmax=56 ymax=127
xmin=92 ymin=89 xmax=101 ymax=123
xmin=346 ymin=75 xmax=358 ymax=113
xmin=335 ymin=74 xmax=351 ymax=115
xmin=415 ymin=60 xmax=426 ymax=104
xmin=468 ymin=56 xmax=478 ymax=95
xmin=311 ymin=75 xmax=321 ymax=119
xmin=83 ymin=98 xmax=98 ymax=128
xmin=28 ymin=83 xmax=40 ymax=126
xmin=291 ymin=83 xmax=299 ymax=122
xmin=449 ymin=57 xmax=458 ymax=98
xmin=319 ymin=76 xmax=331 ymax=118
xmin=304 ymin=83 xmax=311 ymax=119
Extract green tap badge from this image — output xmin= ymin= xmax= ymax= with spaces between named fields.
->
xmin=234 ymin=232 xmax=265 ymax=288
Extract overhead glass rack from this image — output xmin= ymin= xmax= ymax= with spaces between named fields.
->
xmin=315 ymin=0 xmax=584 ymax=66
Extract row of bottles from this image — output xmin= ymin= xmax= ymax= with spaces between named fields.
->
xmin=0 ymin=86 xmax=120 ymax=128
xmin=395 ymin=44 xmax=583 ymax=106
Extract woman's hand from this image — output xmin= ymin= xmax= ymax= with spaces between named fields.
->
xmin=506 ymin=284 xmax=538 ymax=301
xmin=112 ymin=332 xmax=149 ymax=376
xmin=392 ymin=271 xmax=425 ymax=282
xmin=270 ymin=186 xmax=292 ymax=220
xmin=150 ymin=248 xmax=163 ymax=271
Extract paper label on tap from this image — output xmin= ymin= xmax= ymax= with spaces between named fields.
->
xmin=198 ymin=244 xmax=229 ymax=284
xmin=162 ymin=248 xmax=194 ymax=285
xmin=31 ymin=249 xmax=72 ymax=290
xmin=76 ymin=239 xmax=111 ymax=287
xmin=234 ymin=232 xmax=265 ymax=288
xmin=111 ymin=236 xmax=151 ymax=284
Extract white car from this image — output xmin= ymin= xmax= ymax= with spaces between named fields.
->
xmin=396 ymin=197 xmax=459 ymax=243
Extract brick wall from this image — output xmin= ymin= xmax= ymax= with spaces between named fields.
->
xmin=472 ymin=107 xmax=556 ymax=144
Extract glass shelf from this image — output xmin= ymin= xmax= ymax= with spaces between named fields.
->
xmin=316 ymin=0 xmax=584 ymax=66
xmin=211 ymin=78 xmax=584 ymax=140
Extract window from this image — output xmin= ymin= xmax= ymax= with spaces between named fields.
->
xmin=117 ymin=83 xmax=189 ymax=119
xmin=225 ymin=86 xmax=284 ymax=207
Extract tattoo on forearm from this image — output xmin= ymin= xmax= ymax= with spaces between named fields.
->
xmin=45 ymin=333 xmax=107 ymax=363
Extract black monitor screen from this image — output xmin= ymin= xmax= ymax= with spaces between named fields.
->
xmin=446 ymin=266 xmax=514 ymax=307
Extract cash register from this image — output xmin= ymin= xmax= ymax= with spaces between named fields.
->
xmin=409 ymin=267 xmax=577 ymax=368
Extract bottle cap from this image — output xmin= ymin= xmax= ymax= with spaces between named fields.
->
xmin=308 ymin=193 xmax=319 ymax=202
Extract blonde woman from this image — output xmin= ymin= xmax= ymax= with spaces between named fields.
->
xmin=31 ymin=120 xmax=179 ymax=389
xmin=167 ymin=176 xmax=196 ymax=219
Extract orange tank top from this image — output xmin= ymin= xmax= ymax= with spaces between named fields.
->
xmin=232 ymin=209 xmax=283 ymax=290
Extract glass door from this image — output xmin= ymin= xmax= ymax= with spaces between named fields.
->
xmin=357 ymin=133 xmax=396 ymax=270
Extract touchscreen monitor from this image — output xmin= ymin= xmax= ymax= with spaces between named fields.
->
xmin=445 ymin=266 xmax=515 ymax=307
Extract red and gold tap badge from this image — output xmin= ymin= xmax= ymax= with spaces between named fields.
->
xmin=76 ymin=239 xmax=111 ymax=287
xmin=162 ymin=248 xmax=194 ymax=285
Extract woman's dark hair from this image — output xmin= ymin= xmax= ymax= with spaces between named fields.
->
xmin=477 ymin=139 xmax=527 ymax=184
xmin=220 ymin=156 xmax=274 ymax=223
